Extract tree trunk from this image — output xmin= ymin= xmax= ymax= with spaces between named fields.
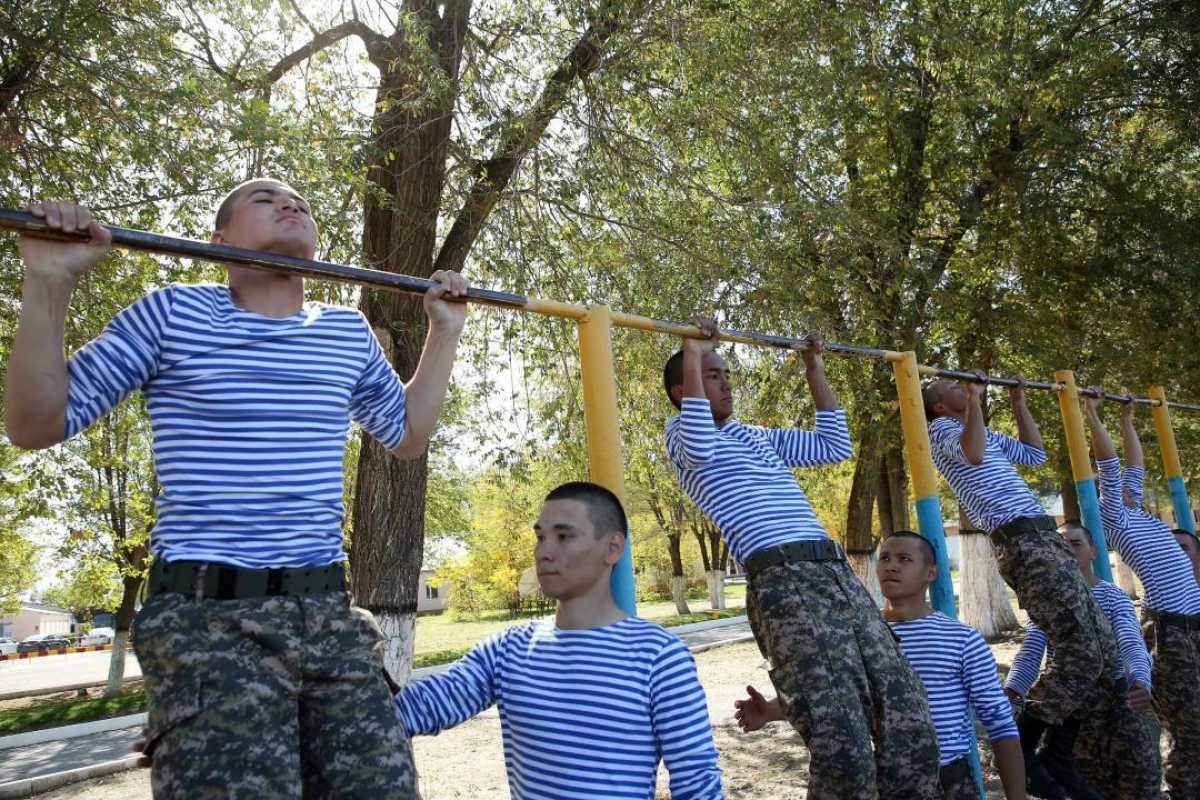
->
xmin=849 ymin=549 xmax=884 ymax=607
xmin=1114 ymin=552 xmax=1139 ymax=598
xmin=959 ymin=529 xmax=1019 ymax=638
xmin=667 ymin=534 xmax=690 ymax=614
xmin=705 ymin=570 xmax=726 ymax=610
xmin=1060 ymin=461 xmax=1081 ymax=522
xmin=104 ymin=572 xmax=143 ymax=697
xmin=845 ymin=420 xmax=884 ymax=596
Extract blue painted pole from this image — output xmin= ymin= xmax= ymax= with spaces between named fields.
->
xmin=1056 ymin=371 xmax=1113 ymax=580
xmin=611 ymin=526 xmax=637 ymax=616
xmin=1168 ymin=476 xmax=1195 ymax=536
xmin=1076 ymin=478 xmax=1113 ymax=581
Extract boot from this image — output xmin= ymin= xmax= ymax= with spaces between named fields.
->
xmin=1017 ymin=712 xmax=1068 ymax=799
xmin=1038 ymin=717 xmax=1103 ymax=800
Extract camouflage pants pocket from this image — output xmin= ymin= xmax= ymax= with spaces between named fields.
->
xmin=767 ymin=659 xmax=813 ymax=741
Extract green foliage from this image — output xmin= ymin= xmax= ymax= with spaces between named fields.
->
xmin=40 ymin=557 xmax=122 ymax=618
xmin=0 ymin=529 xmax=36 ymax=617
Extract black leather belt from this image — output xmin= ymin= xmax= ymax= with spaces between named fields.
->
xmin=992 ymin=514 xmax=1056 ymax=539
xmin=744 ymin=539 xmax=844 ymax=577
xmin=148 ymin=559 xmax=347 ymax=600
xmin=938 ymin=757 xmax=972 ymax=790
xmin=1145 ymin=608 xmax=1200 ymax=631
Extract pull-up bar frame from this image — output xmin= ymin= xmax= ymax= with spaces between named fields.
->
xmin=12 ymin=211 xmax=1198 ymax=800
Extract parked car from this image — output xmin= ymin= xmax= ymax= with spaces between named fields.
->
xmin=81 ymin=627 xmax=115 ymax=646
xmin=17 ymin=633 xmax=71 ymax=654
xmin=0 ymin=637 xmax=17 ymax=655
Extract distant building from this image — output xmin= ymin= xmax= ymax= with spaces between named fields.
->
xmin=0 ymin=602 xmax=75 ymax=641
xmin=417 ymin=538 xmax=467 ymax=615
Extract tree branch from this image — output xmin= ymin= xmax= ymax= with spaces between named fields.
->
xmin=433 ymin=0 xmax=647 ymax=273
xmin=262 ymin=19 xmax=387 ymax=87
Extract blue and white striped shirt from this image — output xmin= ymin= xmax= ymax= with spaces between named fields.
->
xmin=64 ymin=284 xmax=408 ymax=568
xmin=1006 ymin=580 xmax=1153 ymax=695
xmin=889 ymin=612 xmax=1018 ymax=765
xmin=1097 ymin=457 xmax=1200 ymax=615
xmin=665 ymin=397 xmax=852 ymax=564
xmin=395 ymin=617 xmax=724 ymax=800
xmin=928 ymin=416 xmax=1047 ymax=533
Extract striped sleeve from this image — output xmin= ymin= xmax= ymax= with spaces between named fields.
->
xmin=762 ymin=408 xmax=853 ymax=467
xmin=65 ymin=286 xmax=175 ymax=438
xmin=1105 ymin=587 xmax=1154 ymax=689
xmin=928 ymin=416 xmax=969 ymax=465
xmin=962 ymin=629 xmax=1018 ymax=743
xmin=1097 ymin=457 xmax=1129 ymax=537
xmin=1123 ymin=465 xmax=1145 ymax=508
xmin=993 ymin=432 xmax=1047 ymax=467
xmin=394 ymin=633 xmax=499 ymax=736
xmin=648 ymin=638 xmax=724 ymax=799
xmin=666 ymin=398 xmax=719 ymax=469
xmin=1005 ymin=623 xmax=1047 ymax=697
xmin=349 ymin=316 xmax=408 ymax=450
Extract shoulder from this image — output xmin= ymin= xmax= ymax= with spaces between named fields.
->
xmin=929 ymin=416 xmax=961 ymax=434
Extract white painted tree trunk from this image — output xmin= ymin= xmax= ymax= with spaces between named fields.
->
xmin=670 ymin=575 xmax=691 ymax=615
xmin=848 ymin=551 xmax=884 ymax=608
xmin=960 ymin=533 xmax=1019 ymax=638
xmin=1114 ymin=552 xmax=1139 ymax=598
xmin=705 ymin=570 xmax=726 ymax=610
xmin=104 ymin=631 xmax=130 ymax=698
xmin=376 ymin=610 xmax=417 ymax=685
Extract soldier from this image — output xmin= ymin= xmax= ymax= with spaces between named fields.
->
xmin=394 ymin=482 xmax=724 ymax=799
xmin=1084 ymin=392 xmax=1200 ymax=799
xmin=923 ymin=374 xmax=1119 ymax=799
xmin=1005 ymin=521 xmax=1161 ymax=799
xmin=735 ymin=531 xmax=1028 ymax=800
xmin=663 ymin=318 xmax=940 ymax=800
xmin=6 ymin=188 xmax=467 ymax=798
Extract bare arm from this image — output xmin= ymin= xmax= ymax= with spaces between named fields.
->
xmin=961 ymin=380 xmax=988 ymax=465
xmin=1120 ymin=401 xmax=1144 ymax=469
xmin=1083 ymin=390 xmax=1116 ymax=461
xmin=993 ymin=737 xmax=1028 ymax=800
xmin=391 ymin=271 xmax=467 ymax=460
xmin=680 ymin=316 xmax=718 ymax=401
xmin=1009 ymin=380 xmax=1043 ymax=451
xmin=800 ymin=334 xmax=837 ymax=411
xmin=4 ymin=203 xmax=111 ymax=449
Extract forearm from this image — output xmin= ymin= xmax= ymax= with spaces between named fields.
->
xmin=1085 ymin=405 xmax=1116 ymax=461
xmin=961 ymin=400 xmax=988 ymax=464
xmin=1120 ymin=413 xmax=1144 ymax=468
xmin=4 ymin=275 xmax=75 ymax=448
xmin=804 ymin=361 xmax=837 ymax=411
xmin=681 ymin=347 xmax=705 ymax=399
xmin=1012 ymin=400 xmax=1043 ymax=450
xmin=993 ymin=737 xmax=1028 ymax=800
xmin=392 ymin=324 xmax=462 ymax=460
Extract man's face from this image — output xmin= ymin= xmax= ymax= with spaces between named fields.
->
xmin=932 ymin=380 xmax=969 ymax=417
xmin=698 ymin=352 xmax=733 ymax=422
xmin=533 ymin=499 xmax=623 ymax=602
xmin=1173 ymin=533 xmax=1200 ymax=581
xmin=1061 ymin=527 xmax=1098 ymax=575
xmin=213 ymin=180 xmax=317 ymax=260
xmin=876 ymin=536 xmax=936 ymax=602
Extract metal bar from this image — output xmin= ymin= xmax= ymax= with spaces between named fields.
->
xmin=4 ymin=208 xmax=1198 ymax=412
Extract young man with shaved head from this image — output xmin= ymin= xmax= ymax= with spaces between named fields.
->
xmin=5 ymin=180 xmax=468 ymax=798
xmin=735 ymin=531 xmax=1028 ymax=800
xmin=663 ymin=318 xmax=940 ymax=800
xmin=1084 ymin=392 xmax=1200 ymax=799
xmin=923 ymin=375 xmax=1119 ymax=800
xmin=1005 ymin=522 xmax=1161 ymax=799
xmin=394 ymin=482 xmax=724 ymax=799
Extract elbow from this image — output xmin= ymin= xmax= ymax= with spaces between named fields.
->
xmin=4 ymin=420 xmax=61 ymax=451
xmin=965 ymin=451 xmax=985 ymax=466
xmin=390 ymin=431 xmax=429 ymax=461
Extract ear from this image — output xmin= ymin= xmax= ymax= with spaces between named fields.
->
xmin=926 ymin=563 xmax=939 ymax=584
xmin=669 ymin=384 xmax=684 ymax=407
xmin=211 ymin=231 xmax=224 ymax=245
xmin=604 ymin=532 xmax=625 ymax=566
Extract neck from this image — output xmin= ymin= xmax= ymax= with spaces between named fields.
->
xmin=227 ymin=269 xmax=304 ymax=318
xmin=554 ymin=578 xmax=628 ymax=630
xmin=1082 ymin=570 xmax=1099 ymax=587
xmin=883 ymin=593 xmax=933 ymax=622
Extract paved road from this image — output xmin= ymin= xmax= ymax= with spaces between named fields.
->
xmin=0 ymin=652 xmax=142 ymax=696
xmin=0 ymin=617 xmax=751 ymax=787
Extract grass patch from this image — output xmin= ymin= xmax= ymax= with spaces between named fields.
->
xmin=0 ymin=687 xmax=146 ymax=736
xmin=655 ymin=608 xmax=746 ymax=628
xmin=412 ymin=648 xmax=470 ymax=670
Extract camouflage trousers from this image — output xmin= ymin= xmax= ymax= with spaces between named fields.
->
xmin=747 ymin=557 xmax=941 ymax=800
xmin=1075 ymin=682 xmax=1163 ymax=800
xmin=990 ymin=515 xmax=1120 ymax=724
xmin=938 ymin=758 xmax=978 ymax=800
xmin=133 ymin=590 xmax=416 ymax=799
xmin=1143 ymin=609 xmax=1200 ymax=800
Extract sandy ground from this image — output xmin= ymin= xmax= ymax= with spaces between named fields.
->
xmin=25 ymin=634 xmax=1091 ymax=800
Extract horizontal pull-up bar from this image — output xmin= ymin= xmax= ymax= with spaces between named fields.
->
xmin=3 ymin=209 xmax=1197 ymax=412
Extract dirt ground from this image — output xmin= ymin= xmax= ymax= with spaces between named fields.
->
xmin=26 ymin=634 xmax=1105 ymax=800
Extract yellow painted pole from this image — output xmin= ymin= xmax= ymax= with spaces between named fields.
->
xmin=1055 ymin=370 xmax=1111 ymax=579
xmin=577 ymin=305 xmax=636 ymax=613
xmin=1150 ymin=387 xmax=1195 ymax=533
